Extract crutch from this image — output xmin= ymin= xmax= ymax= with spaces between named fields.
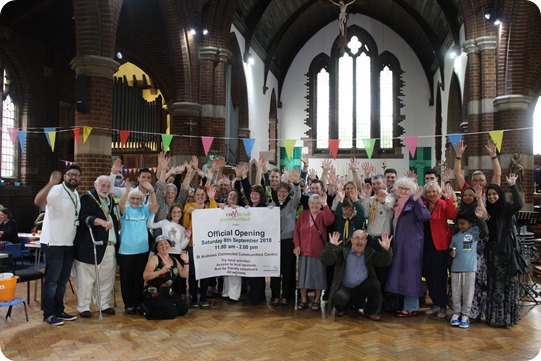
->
xmin=86 ymin=217 xmax=104 ymax=320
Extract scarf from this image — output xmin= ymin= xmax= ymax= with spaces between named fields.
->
xmin=369 ymin=198 xmax=377 ymax=225
xmin=394 ymin=194 xmax=410 ymax=220
xmin=343 ymin=216 xmax=352 ymax=239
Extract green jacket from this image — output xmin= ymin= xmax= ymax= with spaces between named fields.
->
xmin=320 ymin=240 xmax=392 ymax=313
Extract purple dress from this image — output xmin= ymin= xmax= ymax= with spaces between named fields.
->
xmin=385 ymin=196 xmax=431 ymax=298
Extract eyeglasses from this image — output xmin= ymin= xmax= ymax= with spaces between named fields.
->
xmin=66 ymin=172 xmax=81 ymax=178
xmin=351 ymin=236 xmax=367 ymax=240
xmin=130 ymin=197 xmax=142 ymax=201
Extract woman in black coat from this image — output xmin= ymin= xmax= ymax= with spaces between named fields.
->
xmin=485 ymin=174 xmax=523 ymax=327
xmin=0 ymin=208 xmax=19 ymax=244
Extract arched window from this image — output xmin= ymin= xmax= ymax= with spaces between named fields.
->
xmin=308 ymin=26 xmax=404 ymax=156
xmin=1 ymin=67 xmax=17 ymax=178
xmin=535 ymin=96 xmax=541 ymax=155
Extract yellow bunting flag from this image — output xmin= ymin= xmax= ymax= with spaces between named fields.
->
xmin=284 ymin=139 xmax=297 ymax=160
xmin=83 ymin=126 xmax=93 ymax=144
xmin=489 ymin=130 xmax=504 ymax=152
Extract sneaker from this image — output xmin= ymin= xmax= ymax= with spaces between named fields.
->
xmin=425 ymin=306 xmax=440 ymax=315
xmin=45 ymin=315 xmax=64 ymax=326
xmin=450 ymin=314 xmax=460 ymax=326
xmin=437 ymin=308 xmax=447 ymax=319
xmin=57 ymin=311 xmax=77 ymax=321
xmin=199 ymin=300 xmax=210 ymax=308
xmin=190 ymin=302 xmax=199 ymax=308
xmin=459 ymin=316 xmax=470 ymax=328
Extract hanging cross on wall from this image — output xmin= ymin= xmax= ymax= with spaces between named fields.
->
xmin=184 ymin=120 xmax=197 ymax=144
xmin=329 ymin=0 xmax=357 ymax=47
xmin=409 ymin=147 xmax=432 ymax=186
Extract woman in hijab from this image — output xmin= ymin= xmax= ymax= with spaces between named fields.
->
xmin=485 ymin=174 xmax=523 ymax=327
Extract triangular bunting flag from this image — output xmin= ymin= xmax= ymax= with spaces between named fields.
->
xmin=329 ymin=139 xmax=340 ymax=159
xmin=201 ymin=136 xmax=214 ymax=156
xmin=17 ymin=130 xmax=26 ymax=153
xmin=448 ymin=134 xmax=462 ymax=151
xmin=362 ymin=139 xmax=376 ymax=159
xmin=7 ymin=128 xmax=18 ymax=145
xmin=73 ymin=128 xmax=81 ymax=146
xmin=404 ymin=136 xmax=419 ymax=158
xmin=242 ymin=138 xmax=255 ymax=159
xmin=120 ymin=130 xmax=131 ymax=148
xmin=83 ymin=126 xmax=92 ymax=144
xmin=284 ymin=139 xmax=297 ymax=160
xmin=161 ymin=134 xmax=173 ymax=152
xmin=489 ymin=130 xmax=504 ymax=152
xmin=44 ymin=127 xmax=57 ymax=152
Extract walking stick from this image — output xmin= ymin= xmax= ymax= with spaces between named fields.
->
xmin=86 ymin=217 xmax=104 ymax=321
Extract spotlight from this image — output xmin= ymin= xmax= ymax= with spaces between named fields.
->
xmin=202 ymin=29 xmax=209 ymax=35
xmin=190 ymin=29 xmax=196 ymax=35
xmin=494 ymin=18 xmax=501 ymax=26
xmin=484 ymin=11 xmax=492 ymax=20
xmin=244 ymin=52 xmax=255 ymax=65
xmin=116 ymin=52 xmax=123 ymax=60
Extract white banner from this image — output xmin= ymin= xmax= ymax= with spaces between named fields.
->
xmin=192 ymin=207 xmax=280 ymax=279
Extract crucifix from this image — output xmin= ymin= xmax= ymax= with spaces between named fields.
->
xmin=184 ymin=120 xmax=197 ymax=145
xmin=329 ymin=0 xmax=356 ymax=42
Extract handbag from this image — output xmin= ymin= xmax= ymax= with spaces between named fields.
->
xmin=509 ymin=247 xmax=530 ymax=275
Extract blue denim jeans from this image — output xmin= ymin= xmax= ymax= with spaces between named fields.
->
xmin=41 ymin=245 xmax=74 ymax=319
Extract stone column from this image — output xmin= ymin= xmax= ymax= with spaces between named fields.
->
xmin=70 ymin=55 xmax=119 ymax=191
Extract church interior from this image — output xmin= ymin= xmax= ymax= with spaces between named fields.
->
xmin=1 ymin=0 xmax=541 ymax=359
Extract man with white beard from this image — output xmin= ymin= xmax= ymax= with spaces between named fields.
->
xmin=73 ymin=175 xmax=120 ymax=318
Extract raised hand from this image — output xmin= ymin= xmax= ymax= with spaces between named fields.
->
xmin=361 ymin=162 xmax=374 ymax=179
xmin=506 ymin=173 xmax=518 ymax=186
xmin=320 ymin=192 xmax=328 ymax=206
xmin=474 ymin=185 xmax=483 ymax=200
xmin=322 ymin=159 xmax=332 ymax=171
xmin=442 ymin=168 xmax=451 ymax=183
xmin=485 ymin=138 xmax=497 ymax=157
xmin=413 ymin=185 xmax=423 ymax=201
xmin=308 ymin=168 xmax=318 ymax=180
xmin=336 ymin=188 xmax=345 ymax=202
xmin=475 ymin=207 xmax=484 ymax=219
xmin=443 ymin=183 xmax=454 ymax=199
xmin=180 ymin=250 xmax=189 ymax=264
xmin=111 ymin=158 xmax=123 ymax=174
xmin=328 ymin=231 xmax=342 ymax=246
xmin=378 ymin=232 xmax=393 ymax=251
xmin=455 ymin=140 xmax=467 ymax=158
xmin=49 ymin=170 xmax=62 ymax=185
xmin=349 ymin=157 xmax=359 ymax=172
xmin=404 ymin=170 xmax=417 ymax=181
xmin=282 ymin=166 xmax=291 ymax=182
xmin=207 ymin=185 xmax=216 ymax=199
xmin=291 ymin=168 xmax=301 ymax=183
xmin=376 ymin=189 xmax=388 ymax=203
xmin=301 ymin=154 xmax=309 ymax=168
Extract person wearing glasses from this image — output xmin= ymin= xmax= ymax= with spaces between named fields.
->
xmin=34 ymin=164 xmax=82 ymax=326
xmin=321 ymin=230 xmax=393 ymax=320
xmin=385 ymin=177 xmax=431 ymax=317
xmin=118 ymin=179 xmax=158 ymax=315
xmin=454 ymin=138 xmax=502 ymax=193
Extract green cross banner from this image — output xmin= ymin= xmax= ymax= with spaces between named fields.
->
xmin=279 ymin=146 xmax=302 ymax=171
xmin=409 ymin=146 xmax=432 ymax=185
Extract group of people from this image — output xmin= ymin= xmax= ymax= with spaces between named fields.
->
xmin=29 ymin=137 xmax=526 ymax=328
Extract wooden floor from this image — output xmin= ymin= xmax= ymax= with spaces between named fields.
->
xmin=1 ymin=278 xmax=541 ymax=361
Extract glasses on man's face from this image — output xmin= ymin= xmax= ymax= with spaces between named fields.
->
xmin=130 ymin=197 xmax=142 ymax=201
xmin=66 ymin=172 xmax=81 ymax=178
xmin=351 ymin=236 xmax=367 ymax=241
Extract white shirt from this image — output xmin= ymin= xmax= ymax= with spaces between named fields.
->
xmin=40 ymin=183 xmax=81 ymax=246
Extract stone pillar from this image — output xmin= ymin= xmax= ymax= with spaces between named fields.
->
xmin=494 ymin=95 xmax=534 ymax=207
xmin=169 ymin=101 xmax=202 ymax=163
xmin=461 ymin=36 xmax=498 ymax=182
xmin=70 ymin=55 xmax=119 ymax=191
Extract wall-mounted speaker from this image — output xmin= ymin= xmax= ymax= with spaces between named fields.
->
xmin=75 ymin=75 xmax=88 ymax=113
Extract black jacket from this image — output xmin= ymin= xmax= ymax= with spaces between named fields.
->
xmin=74 ymin=189 xmax=120 ymax=264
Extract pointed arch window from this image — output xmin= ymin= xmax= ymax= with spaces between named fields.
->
xmin=308 ymin=26 xmax=404 ymax=156
xmin=1 ymin=67 xmax=18 ymax=178
xmin=535 ymin=96 xmax=541 ymax=155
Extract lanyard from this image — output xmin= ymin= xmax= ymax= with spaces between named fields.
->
xmin=62 ymin=183 xmax=79 ymax=217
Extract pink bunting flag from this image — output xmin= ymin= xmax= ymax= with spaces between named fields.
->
xmin=201 ymin=136 xmax=214 ymax=156
xmin=7 ymin=128 xmax=18 ymax=145
xmin=404 ymin=136 xmax=419 ymax=158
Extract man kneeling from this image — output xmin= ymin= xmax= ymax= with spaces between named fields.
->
xmin=320 ymin=230 xmax=393 ymax=321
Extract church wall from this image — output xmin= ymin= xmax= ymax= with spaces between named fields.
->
xmin=280 ymin=16 xmax=435 ymax=176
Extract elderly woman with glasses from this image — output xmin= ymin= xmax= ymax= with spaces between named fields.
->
xmin=385 ymin=177 xmax=431 ymax=317
xmin=294 ymin=192 xmax=335 ymax=311
xmin=118 ymin=180 xmax=158 ymax=315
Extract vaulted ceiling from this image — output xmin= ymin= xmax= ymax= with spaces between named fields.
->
xmin=233 ymin=0 xmax=461 ymax=95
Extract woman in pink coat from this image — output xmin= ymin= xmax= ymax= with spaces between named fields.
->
xmin=294 ymin=193 xmax=335 ymax=311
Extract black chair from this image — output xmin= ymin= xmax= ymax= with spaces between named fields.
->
xmin=0 ymin=253 xmax=43 ymax=305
